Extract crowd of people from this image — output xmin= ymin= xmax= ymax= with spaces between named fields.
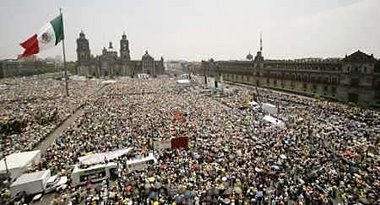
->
xmin=2 ymin=75 xmax=379 ymax=204
xmin=0 ymin=75 xmax=101 ymax=155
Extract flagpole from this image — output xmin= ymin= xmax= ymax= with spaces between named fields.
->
xmin=60 ymin=8 xmax=69 ymax=97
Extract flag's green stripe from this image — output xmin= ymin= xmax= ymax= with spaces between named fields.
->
xmin=50 ymin=14 xmax=64 ymax=45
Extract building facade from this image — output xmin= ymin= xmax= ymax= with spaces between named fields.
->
xmin=200 ymin=50 xmax=380 ymax=107
xmin=0 ymin=58 xmax=58 ymax=79
xmin=76 ymin=31 xmax=165 ymax=77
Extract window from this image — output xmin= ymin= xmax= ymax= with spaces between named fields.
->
xmin=267 ymin=78 xmax=270 ymax=84
xmin=312 ymin=85 xmax=317 ymax=93
xmin=274 ymin=80 xmax=277 ymax=86
xmin=324 ymin=77 xmax=330 ymax=84
xmin=303 ymin=83 xmax=307 ymax=90
xmin=363 ymin=67 xmax=367 ymax=73
xmin=323 ymin=86 xmax=328 ymax=91
xmin=332 ymin=87 xmax=336 ymax=93
xmin=350 ymin=78 xmax=360 ymax=86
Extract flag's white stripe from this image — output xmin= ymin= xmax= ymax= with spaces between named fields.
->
xmin=37 ymin=22 xmax=56 ymax=52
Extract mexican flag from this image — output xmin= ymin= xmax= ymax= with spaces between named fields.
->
xmin=20 ymin=14 xmax=64 ymax=58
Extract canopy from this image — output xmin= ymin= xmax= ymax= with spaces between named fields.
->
xmin=70 ymin=75 xmax=86 ymax=81
xmin=78 ymin=148 xmax=133 ymax=165
xmin=262 ymin=103 xmax=278 ymax=115
xmin=263 ymin=115 xmax=285 ymax=128
xmin=101 ymin=80 xmax=117 ymax=84
xmin=126 ymin=153 xmax=157 ymax=166
xmin=248 ymin=101 xmax=259 ymax=106
xmin=0 ymin=150 xmax=41 ymax=181
xmin=177 ymin=79 xmax=190 ymax=84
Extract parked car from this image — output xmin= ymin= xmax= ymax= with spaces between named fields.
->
xmin=44 ymin=175 xmax=68 ymax=193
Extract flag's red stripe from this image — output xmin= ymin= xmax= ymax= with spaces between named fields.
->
xmin=20 ymin=34 xmax=39 ymax=58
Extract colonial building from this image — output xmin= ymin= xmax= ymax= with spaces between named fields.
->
xmin=0 ymin=58 xmax=57 ymax=78
xmin=75 ymin=31 xmax=165 ymax=77
xmin=200 ymin=42 xmax=380 ymax=107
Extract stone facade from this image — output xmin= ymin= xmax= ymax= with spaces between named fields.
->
xmin=200 ymin=50 xmax=380 ymax=108
xmin=0 ymin=59 xmax=57 ymax=78
xmin=75 ymin=31 xmax=165 ymax=78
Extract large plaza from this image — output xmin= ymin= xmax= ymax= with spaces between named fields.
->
xmin=1 ymin=75 xmax=379 ymax=205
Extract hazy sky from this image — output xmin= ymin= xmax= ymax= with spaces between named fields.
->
xmin=0 ymin=0 xmax=379 ymax=61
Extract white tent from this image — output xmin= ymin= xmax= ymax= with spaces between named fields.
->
xmin=263 ymin=115 xmax=285 ymax=128
xmin=137 ymin=73 xmax=150 ymax=79
xmin=0 ymin=150 xmax=41 ymax=181
xmin=177 ymin=79 xmax=190 ymax=84
xmin=206 ymin=77 xmax=216 ymax=89
xmin=78 ymin=148 xmax=133 ymax=165
xmin=249 ymin=101 xmax=259 ymax=107
xmin=70 ymin=75 xmax=86 ymax=81
xmin=262 ymin=103 xmax=278 ymax=115
xmin=101 ymin=80 xmax=117 ymax=84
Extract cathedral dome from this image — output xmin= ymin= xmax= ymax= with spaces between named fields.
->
xmin=246 ymin=52 xmax=253 ymax=60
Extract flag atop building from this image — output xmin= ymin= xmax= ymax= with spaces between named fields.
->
xmin=20 ymin=14 xmax=64 ymax=58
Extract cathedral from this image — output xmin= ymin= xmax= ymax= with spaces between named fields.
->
xmin=75 ymin=31 xmax=165 ymax=77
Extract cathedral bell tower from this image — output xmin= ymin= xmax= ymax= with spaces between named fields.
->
xmin=76 ymin=31 xmax=91 ymax=65
xmin=120 ymin=32 xmax=130 ymax=61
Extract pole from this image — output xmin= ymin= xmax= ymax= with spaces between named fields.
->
xmin=60 ymin=8 xmax=69 ymax=97
xmin=4 ymin=156 xmax=10 ymax=181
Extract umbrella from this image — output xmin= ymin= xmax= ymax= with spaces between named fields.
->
xmin=133 ymin=189 xmax=140 ymax=196
xmin=148 ymin=191 xmax=158 ymax=200
xmin=169 ymin=188 xmax=177 ymax=197
xmin=154 ymin=182 xmax=162 ymax=189
xmin=223 ymin=198 xmax=231 ymax=204
xmin=145 ymin=183 xmax=152 ymax=190
xmin=148 ymin=177 xmax=156 ymax=183
xmin=179 ymin=185 xmax=187 ymax=193
xmin=359 ymin=197 xmax=371 ymax=205
xmin=205 ymin=195 xmax=212 ymax=202
xmin=85 ymin=181 xmax=94 ymax=190
xmin=213 ymin=187 xmax=220 ymax=196
xmin=125 ymin=185 xmax=132 ymax=192
xmin=193 ymin=152 xmax=200 ymax=159
xmin=175 ymin=195 xmax=184 ymax=204
xmin=255 ymin=167 xmax=263 ymax=172
xmin=184 ymin=190 xmax=193 ymax=199
xmin=271 ymin=165 xmax=280 ymax=170
xmin=224 ymin=188 xmax=233 ymax=196
xmin=233 ymin=186 xmax=242 ymax=195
